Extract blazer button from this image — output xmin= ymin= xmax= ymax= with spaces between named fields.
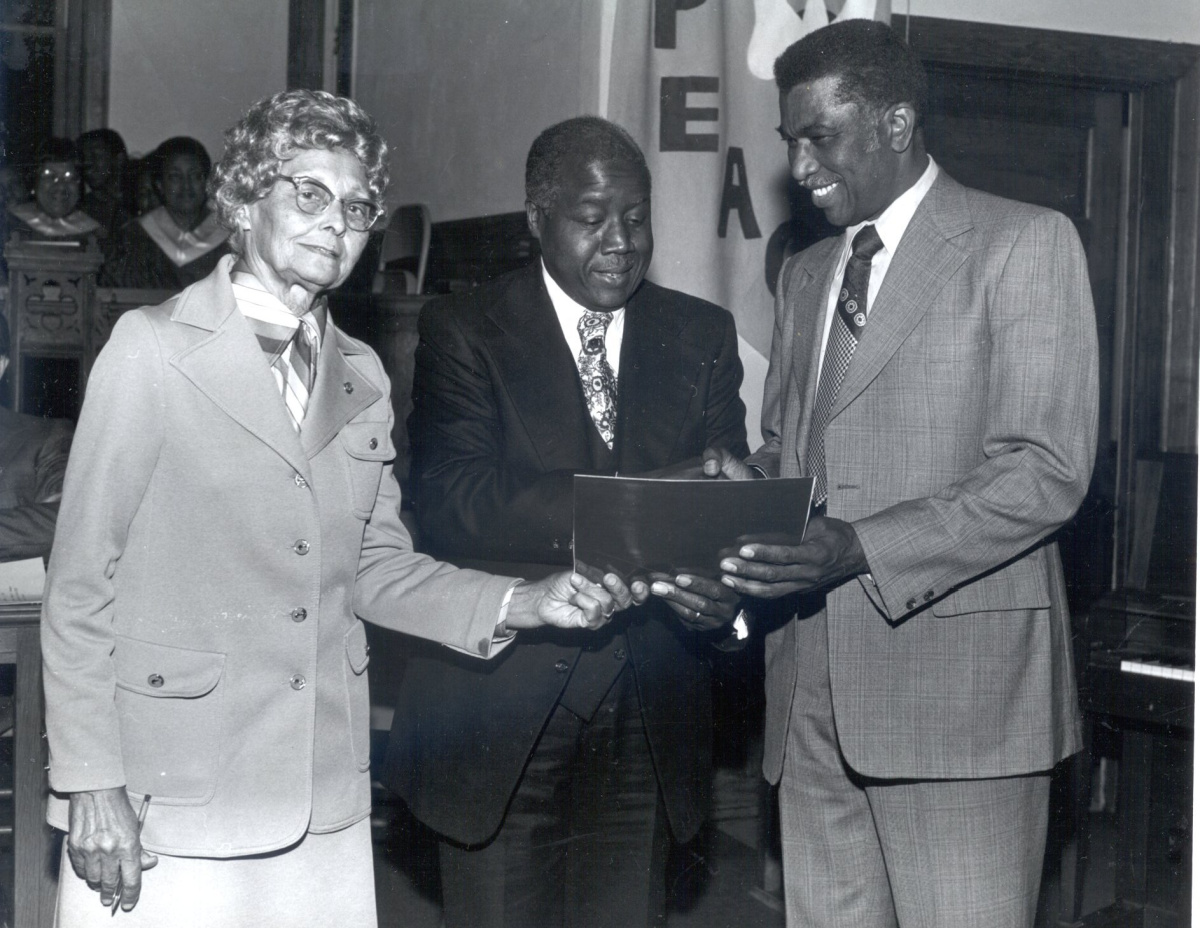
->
xmin=294 ymin=473 xmax=308 ymax=489
xmin=554 ymin=660 xmax=569 ymax=673
xmin=147 ymin=673 xmax=164 ymax=688
xmin=369 ymin=437 xmax=378 ymax=450
xmin=290 ymin=674 xmax=306 ymax=691
xmin=291 ymin=607 xmax=307 ymax=622
xmin=905 ymin=598 xmax=918 ymax=611
xmin=293 ymin=540 xmax=310 ymax=555
xmin=923 ymin=590 xmax=935 ymax=601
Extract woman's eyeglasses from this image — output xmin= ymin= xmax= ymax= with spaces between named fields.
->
xmin=38 ymin=167 xmax=78 ymax=186
xmin=276 ymin=175 xmax=384 ymax=232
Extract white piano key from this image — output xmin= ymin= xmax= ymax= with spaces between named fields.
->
xmin=1120 ymin=659 xmax=1196 ymax=683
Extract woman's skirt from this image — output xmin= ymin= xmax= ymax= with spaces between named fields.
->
xmin=54 ymin=817 xmax=377 ymax=927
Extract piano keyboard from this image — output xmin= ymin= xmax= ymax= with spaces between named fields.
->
xmin=1120 ymin=659 xmax=1196 ymax=683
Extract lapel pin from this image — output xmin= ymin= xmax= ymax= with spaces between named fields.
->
xmin=343 ymin=382 xmax=354 ymax=394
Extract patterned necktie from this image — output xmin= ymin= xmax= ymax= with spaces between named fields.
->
xmin=804 ymin=224 xmax=885 ymax=508
xmin=577 ymin=310 xmax=618 ymax=448
xmin=248 ymin=316 xmax=318 ymax=431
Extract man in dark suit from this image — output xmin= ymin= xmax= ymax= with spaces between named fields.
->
xmin=657 ymin=21 xmax=1098 ymax=928
xmin=382 ymin=116 xmax=749 ymax=927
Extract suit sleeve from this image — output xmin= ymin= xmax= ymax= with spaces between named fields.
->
xmin=41 ymin=312 xmax=165 ymax=793
xmin=853 ymin=210 xmax=1099 ymax=619
xmin=408 ymin=305 xmax=582 ymax=564
xmin=352 ymin=347 xmax=518 ymax=657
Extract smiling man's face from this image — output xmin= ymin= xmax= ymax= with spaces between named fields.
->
xmin=527 ymin=154 xmax=653 ymax=312
xmin=779 ymin=74 xmax=906 ymax=228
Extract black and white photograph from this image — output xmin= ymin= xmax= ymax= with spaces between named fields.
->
xmin=0 ymin=1 xmax=1195 ymax=926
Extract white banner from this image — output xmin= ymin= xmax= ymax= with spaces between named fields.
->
xmin=603 ymin=0 xmax=889 ymax=447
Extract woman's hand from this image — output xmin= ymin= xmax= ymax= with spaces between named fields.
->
xmin=68 ymin=788 xmax=158 ymax=912
xmin=505 ymin=571 xmax=647 ymax=630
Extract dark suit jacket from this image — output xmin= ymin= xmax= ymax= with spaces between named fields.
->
xmin=382 ymin=262 xmax=749 ymax=846
xmin=0 ymin=405 xmax=73 ymax=562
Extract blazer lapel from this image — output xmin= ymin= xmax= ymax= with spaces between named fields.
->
xmin=614 ymin=284 xmax=692 ymax=470
xmin=831 ymin=174 xmax=973 ymax=419
xmin=170 ymin=260 xmax=310 ymax=478
xmin=301 ymin=321 xmax=382 ymax=458
xmin=483 ymin=267 xmax=594 ymax=469
xmin=784 ymin=239 xmax=842 ymax=473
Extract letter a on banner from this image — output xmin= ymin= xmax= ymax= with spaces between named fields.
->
xmin=603 ymin=0 xmax=889 ymax=447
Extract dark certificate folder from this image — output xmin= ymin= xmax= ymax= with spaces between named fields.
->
xmin=573 ymin=474 xmax=815 ymax=579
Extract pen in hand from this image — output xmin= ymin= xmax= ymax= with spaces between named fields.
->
xmin=111 ymin=794 xmax=151 ymax=917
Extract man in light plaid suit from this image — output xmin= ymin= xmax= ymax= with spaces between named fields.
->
xmin=652 ymin=20 xmax=1098 ymax=928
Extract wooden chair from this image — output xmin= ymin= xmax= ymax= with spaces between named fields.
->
xmin=372 ymin=204 xmax=431 ymax=296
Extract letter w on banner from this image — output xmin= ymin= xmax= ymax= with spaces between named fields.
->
xmin=601 ymin=0 xmax=889 ymax=449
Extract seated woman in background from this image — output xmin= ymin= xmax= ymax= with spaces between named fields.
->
xmin=101 ymin=136 xmax=229 ymax=289
xmin=6 ymin=139 xmax=102 ymax=242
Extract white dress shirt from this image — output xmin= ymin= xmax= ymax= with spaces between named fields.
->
xmin=542 ymin=260 xmax=626 ymax=378
xmin=816 ymin=157 xmax=940 ymax=381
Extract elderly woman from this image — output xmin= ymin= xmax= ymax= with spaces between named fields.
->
xmin=101 ymin=136 xmax=230 ymax=289
xmin=6 ymin=138 xmax=102 ymax=242
xmin=42 ymin=90 xmax=633 ymax=927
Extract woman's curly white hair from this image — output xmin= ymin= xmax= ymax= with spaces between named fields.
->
xmin=209 ymin=90 xmax=389 ymax=253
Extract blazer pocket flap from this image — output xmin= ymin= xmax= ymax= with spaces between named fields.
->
xmin=114 ymin=637 xmax=225 ymax=697
xmin=931 ymin=559 xmax=1051 ymax=617
xmin=340 ymin=422 xmax=392 ymax=461
xmin=345 ymin=621 xmax=370 ymax=675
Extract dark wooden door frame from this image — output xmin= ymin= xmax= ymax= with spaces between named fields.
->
xmin=896 ymin=15 xmax=1200 ymax=590
xmin=288 ymin=0 xmax=326 ymax=91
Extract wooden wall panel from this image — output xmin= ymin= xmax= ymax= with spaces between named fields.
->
xmin=1164 ymin=60 xmax=1200 ymax=453
xmin=287 ymin=0 xmax=325 ymax=91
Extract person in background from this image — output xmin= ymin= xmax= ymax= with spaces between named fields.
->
xmin=6 ymin=138 xmax=101 ymax=243
xmin=127 ymin=156 xmax=160 ymax=217
xmin=42 ymin=90 xmax=635 ymax=928
xmin=660 ymin=21 xmax=1098 ymax=928
xmin=381 ymin=116 xmax=749 ymax=928
xmin=101 ymin=136 xmax=229 ymax=290
xmin=0 ymin=313 xmax=73 ymax=562
xmin=77 ymin=128 xmax=131 ymax=240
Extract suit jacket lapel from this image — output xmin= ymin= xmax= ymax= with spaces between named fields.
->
xmin=483 ymin=266 xmax=594 ymax=469
xmin=832 ymin=173 xmax=973 ymax=418
xmin=170 ymin=259 xmax=311 ymax=477
xmin=614 ymin=283 xmax=692 ymax=470
xmin=301 ymin=321 xmax=382 ymax=459
xmin=784 ymin=238 xmax=841 ymax=473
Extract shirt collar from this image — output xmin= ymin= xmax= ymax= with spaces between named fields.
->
xmin=843 ymin=156 xmax=939 ymax=257
xmin=541 ymin=260 xmax=626 ymax=322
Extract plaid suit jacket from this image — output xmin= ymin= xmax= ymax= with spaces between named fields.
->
xmin=750 ymin=171 xmax=1098 ymax=782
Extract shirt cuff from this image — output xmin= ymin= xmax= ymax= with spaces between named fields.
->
xmin=493 ymin=581 xmax=521 ymax=643
xmin=747 ymin=463 xmax=769 ymax=479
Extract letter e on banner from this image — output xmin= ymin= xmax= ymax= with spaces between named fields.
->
xmin=660 ymin=76 xmax=718 ymax=152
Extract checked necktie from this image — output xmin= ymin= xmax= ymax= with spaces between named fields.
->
xmin=804 ymin=224 xmax=884 ymax=508
xmin=249 ymin=315 xmax=318 ymax=431
xmin=577 ymin=309 xmax=618 ymax=449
